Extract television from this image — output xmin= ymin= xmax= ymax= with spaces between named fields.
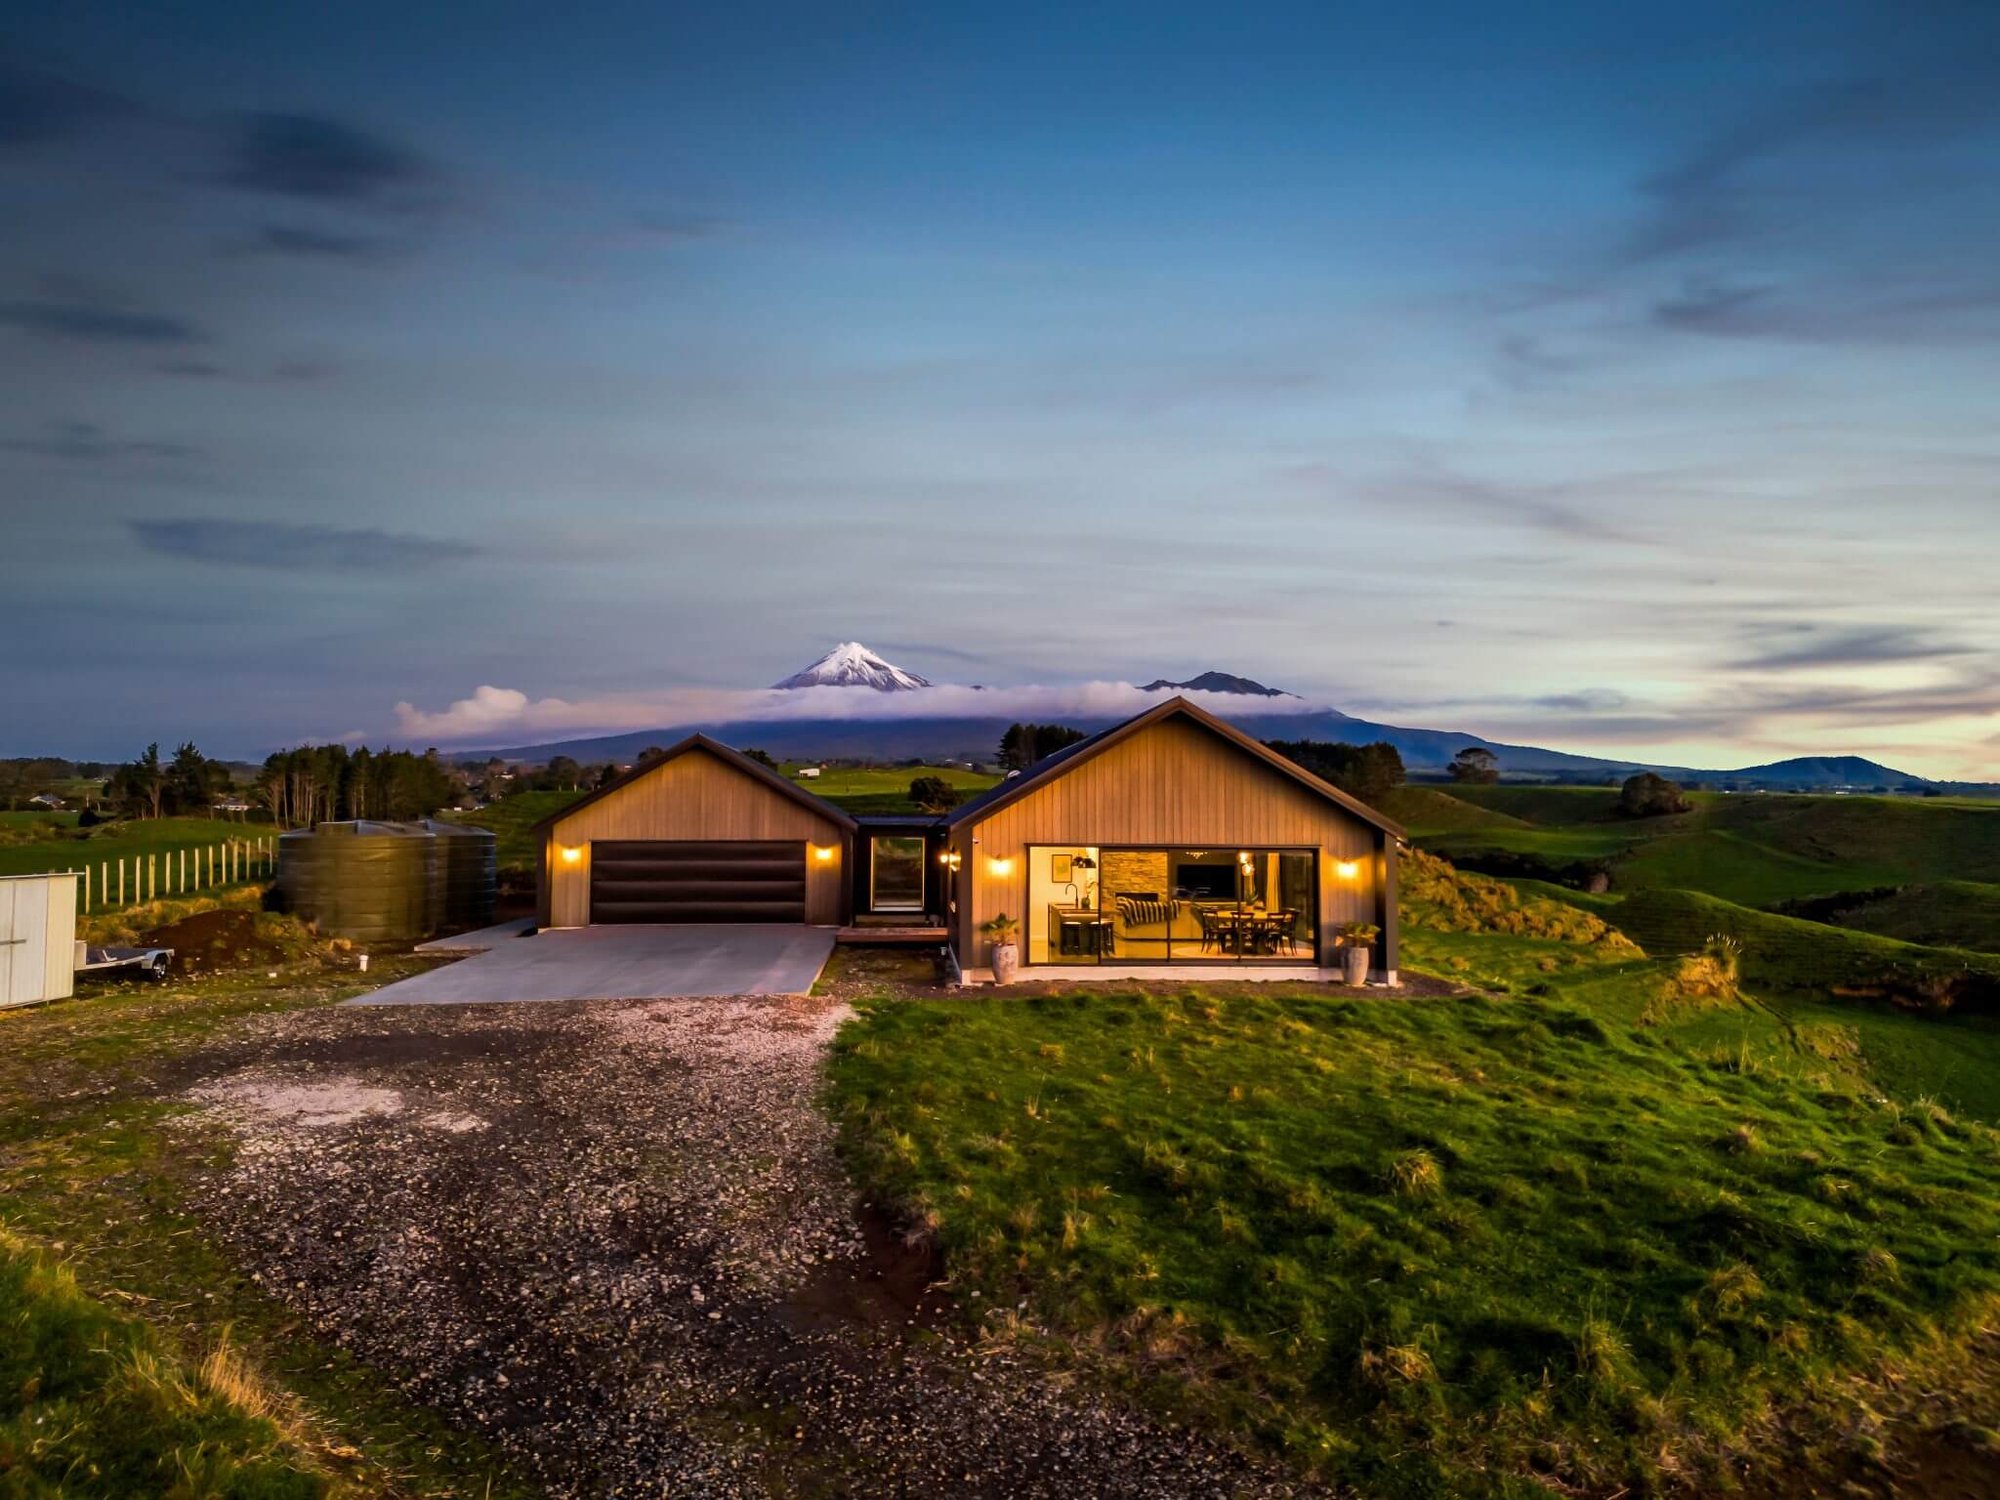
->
xmin=1172 ymin=861 xmax=1239 ymax=901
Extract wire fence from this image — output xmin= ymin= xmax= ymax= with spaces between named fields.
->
xmin=54 ymin=836 xmax=276 ymax=915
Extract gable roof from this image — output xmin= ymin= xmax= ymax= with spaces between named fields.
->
xmin=529 ymin=733 xmax=858 ymax=835
xmin=945 ymin=696 xmax=1406 ymax=839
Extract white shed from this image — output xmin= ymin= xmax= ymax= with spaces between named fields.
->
xmin=0 ymin=873 xmax=78 ymax=1008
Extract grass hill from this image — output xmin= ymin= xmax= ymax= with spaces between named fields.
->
xmin=1773 ymin=881 xmax=2000 ymax=954
xmin=835 ymin=980 xmax=2000 ymax=1496
xmin=1377 ymin=784 xmax=1529 ymax=834
xmin=1413 ymin=784 xmax=2000 ymax=908
xmin=834 ymin=845 xmax=2000 ymax=1495
xmin=1611 ymin=887 xmax=2000 ymax=1007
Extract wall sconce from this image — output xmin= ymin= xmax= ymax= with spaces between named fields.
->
xmin=938 ymin=849 xmax=963 ymax=869
xmin=559 ymin=845 xmax=583 ymax=865
xmin=1335 ymin=859 xmax=1361 ymax=881
xmin=986 ymin=856 xmax=1014 ymax=877
xmin=812 ymin=844 xmax=836 ymax=863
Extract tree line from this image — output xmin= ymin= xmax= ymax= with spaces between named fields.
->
xmin=255 ymin=745 xmax=462 ymax=827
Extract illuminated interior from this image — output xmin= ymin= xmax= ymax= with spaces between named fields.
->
xmin=1025 ymin=845 xmax=1317 ymax=964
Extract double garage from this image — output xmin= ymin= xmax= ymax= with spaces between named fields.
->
xmin=536 ymin=737 xmax=853 ymax=929
xmin=587 ymin=840 xmax=807 ymax=924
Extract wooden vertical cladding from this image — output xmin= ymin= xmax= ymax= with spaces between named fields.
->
xmin=952 ymin=713 xmax=1395 ymax=971
xmin=538 ymin=744 xmax=848 ymax=927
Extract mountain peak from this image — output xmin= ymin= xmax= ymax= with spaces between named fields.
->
xmin=773 ymin=642 xmax=932 ymax=691
xmin=1140 ymin=671 xmax=1292 ymax=698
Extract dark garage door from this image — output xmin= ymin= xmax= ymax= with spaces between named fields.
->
xmin=588 ymin=840 xmax=807 ymax=924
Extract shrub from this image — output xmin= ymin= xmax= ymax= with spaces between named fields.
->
xmin=1616 ymin=772 xmax=1691 ymax=819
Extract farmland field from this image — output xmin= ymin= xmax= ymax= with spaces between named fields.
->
xmin=0 ymin=814 xmax=274 ymax=903
xmin=795 ymin=762 xmax=1000 ymax=814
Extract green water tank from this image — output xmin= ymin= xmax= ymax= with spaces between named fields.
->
xmin=419 ymin=819 xmax=498 ymax=930
xmin=276 ymin=821 xmax=440 ymax=943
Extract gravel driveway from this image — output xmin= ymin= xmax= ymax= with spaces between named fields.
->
xmin=180 ymin=994 xmax=1310 ymax=1498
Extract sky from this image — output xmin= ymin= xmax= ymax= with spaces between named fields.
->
xmin=2 ymin=1 xmax=1997 ymax=776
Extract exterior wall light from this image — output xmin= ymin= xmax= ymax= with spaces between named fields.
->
xmin=812 ymin=844 xmax=836 ymax=863
xmin=986 ymin=856 xmax=1014 ymax=877
xmin=1335 ymin=859 xmax=1361 ymax=880
xmin=559 ymin=845 xmax=583 ymax=865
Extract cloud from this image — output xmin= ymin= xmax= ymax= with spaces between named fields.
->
xmin=129 ymin=518 xmax=481 ymax=571
xmin=0 ymin=61 xmax=131 ymax=147
xmin=227 ymin=224 xmax=396 ymax=261
xmin=392 ymin=679 xmax=1331 ymax=744
xmin=1 ymin=420 xmax=198 ymax=462
xmin=155 ymin=358 xmax=226 ymax=379
xmin=1652 ymin=279 xmax=1780 ymax=334
xmin=1728 ymin=626 xmax=1979 ymax=672
xmin=223 ymin=112 xmax=432 ymax=206
xmin=1361 ymin=470 xmax=1647 ymax=547
xmin=1651 ymin=274 xmax=2000 ymax=344
xmin=1532 ymin=689 xmax=1631 ymax=713
xmin=1626 ymin=56 xmax=2000 ymax=266
xmin=0 ymin=296 xmax=204 ymax=345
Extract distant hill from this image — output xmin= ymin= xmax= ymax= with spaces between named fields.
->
xmin=1138 ymin=672 xmax=1291 ymax=697
xmin=486 ymin=708 xmax=1676 ymax=777
xmin=1702 ymin=756 xmax=1931 ymax=790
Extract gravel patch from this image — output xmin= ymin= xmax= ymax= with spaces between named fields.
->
xmin=179 ymin=995 xmax=1314 ymax=1498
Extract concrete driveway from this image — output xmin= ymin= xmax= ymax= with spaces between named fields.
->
xmin=351 ymin=925 xmax=837 ymax=1006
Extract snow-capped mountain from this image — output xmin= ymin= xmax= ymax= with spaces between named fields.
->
xmin=773 ymin=642 xmax=933 ymax=691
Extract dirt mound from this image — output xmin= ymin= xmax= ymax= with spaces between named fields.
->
xmin=139 ymin=908 xmax=287 ymax=973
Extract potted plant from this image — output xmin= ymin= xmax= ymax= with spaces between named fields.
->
xmin=1335 ymin=921 xmax=1379 ymax=987
xmin=982 ymin=913 xmax=1020 ymax=984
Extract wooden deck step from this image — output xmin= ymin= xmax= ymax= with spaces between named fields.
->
xmin=835 ymin=926 xmax=948 ymax=946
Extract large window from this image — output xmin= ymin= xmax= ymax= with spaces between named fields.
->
xmin=1025 ymin=846 xmax=1315 ymax=964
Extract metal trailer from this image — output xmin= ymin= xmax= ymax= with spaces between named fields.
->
xmin=0 ymin=872 xmax=79 ymax=1008
xmin=73 ymin=943 xmax=176 ymax=981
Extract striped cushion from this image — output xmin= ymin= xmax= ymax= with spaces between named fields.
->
xmin=1116 ymin=896 xmax=1177 ymax=927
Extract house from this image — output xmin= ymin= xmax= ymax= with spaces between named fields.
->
xmin=796 ymin=766 xmax=822 ymax=779
xmin=533 ymin=697 xmax=1401 ymax=983
xmin=27 ymin=793 xmax=63 ymax=810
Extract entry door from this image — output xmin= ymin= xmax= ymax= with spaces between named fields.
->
xmin=870 ymin=836 xmax=926 ymax=912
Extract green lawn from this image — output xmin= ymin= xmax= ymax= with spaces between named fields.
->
xmin=832 ymin=982 xmax=2000 ymax=1496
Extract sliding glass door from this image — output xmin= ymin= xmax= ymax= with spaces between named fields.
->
xmin=1026 ymin=845 xmax=1316 ymax=964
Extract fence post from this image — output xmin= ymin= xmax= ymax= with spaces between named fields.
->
xmin=149 ymin=853 xmax=156 ymax=902
xmin=82 ymin=865 xmax=90 ymax=912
